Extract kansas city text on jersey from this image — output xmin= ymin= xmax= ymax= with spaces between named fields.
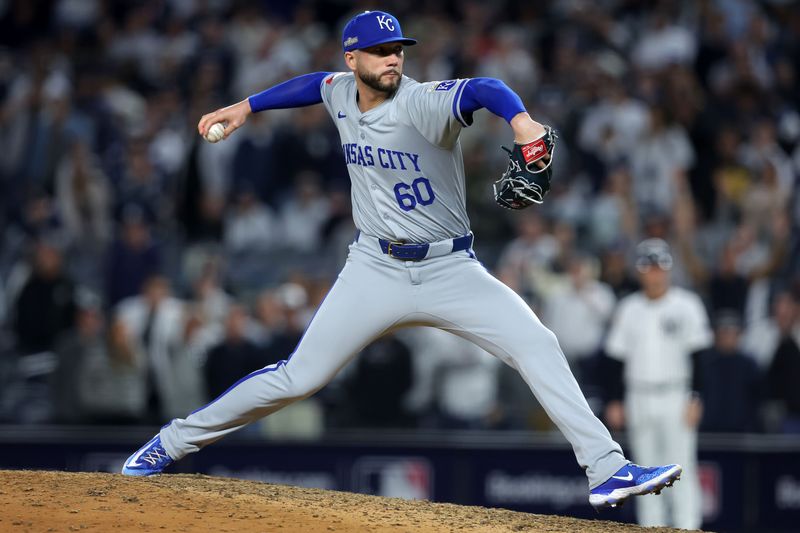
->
xmin=342 ymin=143 xmax=421 ymax=172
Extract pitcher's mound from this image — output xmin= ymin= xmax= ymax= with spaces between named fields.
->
xmin=0 ymin=470 xmax=695 ymax=532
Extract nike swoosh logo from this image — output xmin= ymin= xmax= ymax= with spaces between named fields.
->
xmin=126 ymin=437 xmax=157 ymax=467
xmin=612 ymin=472 xmax=633 ymax=481
xmin=337 ymin=111 xmax=346 ymax=119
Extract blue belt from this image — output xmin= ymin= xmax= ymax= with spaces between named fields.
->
xmin=357 ymin=231 xmax=474 ymax=261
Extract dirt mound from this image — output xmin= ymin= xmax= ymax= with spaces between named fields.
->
xmin=0 ymin=470 xmax=695 ymax=532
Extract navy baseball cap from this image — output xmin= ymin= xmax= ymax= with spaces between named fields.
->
xmin=635 ymin=238 xmax=673 ymax=272
xmin=342 ymin=11 xmax=417 ymax=52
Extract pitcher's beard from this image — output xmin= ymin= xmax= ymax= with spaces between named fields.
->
xmin=357 ymin=67 xmax=400 ymax=96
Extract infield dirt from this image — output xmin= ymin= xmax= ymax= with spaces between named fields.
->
xmin=0 ymin=470 xmax=703 ymax=532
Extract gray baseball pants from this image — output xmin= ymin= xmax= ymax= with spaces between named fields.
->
xmin=160 ymin=236 xmax=627 ymax=487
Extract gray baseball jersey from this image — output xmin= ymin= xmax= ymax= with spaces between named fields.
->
xmin=321 ymin=73 xmax=470 ymax=242
xmin=158 ymin=72 xmax=630 ymax=490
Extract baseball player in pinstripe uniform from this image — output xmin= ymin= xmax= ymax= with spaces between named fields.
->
xmin=605 ymin=238 xmax=711 ymax=526
xmin=122 ymin=10 xmax=682 ymax=510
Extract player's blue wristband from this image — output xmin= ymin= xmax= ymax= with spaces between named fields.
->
xmin=248 ymin=72 xmax=332 ymax=112
xmin=459 ymin=77 xmax=526 ymax=124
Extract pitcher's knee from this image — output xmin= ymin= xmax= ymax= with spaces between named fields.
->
xmin=542 ymin=328 xmax=562 ymax=350
xmin=511 ymin=328 xmax=566 ymax=363
xmin=282 ymin=372 xmax=328 ymax=400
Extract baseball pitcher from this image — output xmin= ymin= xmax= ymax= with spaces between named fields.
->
xmin=122 ymin=10 xmax=682 ymax=510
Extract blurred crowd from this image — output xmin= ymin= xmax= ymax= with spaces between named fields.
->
xmin=1 ymin=0 xmax=799 ymax=436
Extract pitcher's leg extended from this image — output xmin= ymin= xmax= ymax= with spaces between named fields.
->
xmin=421 ymin=260 xmax=627 ymax=487
xmin=162 ymin=284 xmax=402 ymax=458
xmin=118 ymin=247 xmax=417 ymax=476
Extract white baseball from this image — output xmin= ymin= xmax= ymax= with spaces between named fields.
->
xmin=205 ymin=123 xmax=225 ymax=143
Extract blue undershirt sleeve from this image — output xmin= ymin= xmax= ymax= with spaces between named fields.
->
xmin=247 ymin=72 xmax=332 ymax=112
xmin=458 ymin=77 xmax=526 ymax=124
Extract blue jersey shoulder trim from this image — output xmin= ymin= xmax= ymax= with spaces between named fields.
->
xmin=451 ymin=79 xmax=471 ymax=127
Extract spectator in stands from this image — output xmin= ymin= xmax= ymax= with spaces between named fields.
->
xmin=496 ymin=210 xmax=558 ymax=308
xmin=115 ymin=138 xmax=168 ymax=226
xmin=54 ymin=138 xmax=111 ymax=249
xmin=586 ymin=166 xmax=638 ymax=251
xmin=115 ymin=274 xmax=184 ymax=422
xmin=2 ymin=190 xmax=66 ymax=272
xmin=543 ymin=253 xmax=616 ymax=392
xmin=160 ymin=306 xmax=213 ymax=420
xmin=188 ymin=259 xmax=232 ymax=327
xmin=767 ymin=290 xmax=800 ymax=434
xmin=495 ymin=361 xmax=552 ymax=431
xmin=12 ymin=238 xmax=75 ymax=355
xmin=274 ymin=106 xmax=348 ymax=189
xmin=54 ymin=138 xmax=112 ymax=290
xmin=476 ymin=27 xmax=538 ymax=93
xmin=52 ymin=289 xmax=106 ymax=423
xmin=629 ymin=105 xmax=695 ymax=215
xmin=247 ymin=287 xmax=286 ymax=348
xmin=279 ymin=171 xmax=330 ymax=253
xmin=203 ymin=304 xmax=264 ymax=401
xmin=256 ymin=281 xmax=327 ymax=439
xmin=707 ymin=241 xmax=751 ymax=320
xmin=1 ymin=65 xmax=73 ymax=194
xmin=728 ymin=223 xmax=771 ymax=279
xmin=76 ymin=316 xmax=147 ymax=424
xmin=693 ymin=310 xmax=763 ymax=433
xmin=105 ymin=204 xmax=162 ymax=307
xmin=345 ymin=334 xmax=414 ymax=428
xmin=710 ymin=129 xmax=752 ymax=224
xmin=577 ymin=80 xmax=648 ymax=175
xmin=403 ymin=328 xmax=501 ymax=430
xmin=260 ymin=282 xmax=308 ymax=365
xmin=742 ymin=159 xmax=789 ymax=237
xmin=742 ymin=289 xmax=800 ymax=370
xmin=223 ymin=184 xmax=279 ymax=254
xmin=230 ymin=112 xmax=284 ymax=208
xmin=319 ymin=188 xmax=357 ymax=271
xmin=631 ymin=8 xmax=697 ymax=71
xmin=175 ymin=136 xmax=226 ymax=244
xmin=599 ymin=244 xmax=639 ymax=300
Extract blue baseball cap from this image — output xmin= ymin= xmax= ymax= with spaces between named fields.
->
xmin=342 ymin=11 xmax=417 ymax=52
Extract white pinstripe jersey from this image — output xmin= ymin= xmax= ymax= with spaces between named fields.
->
xmin=320 ymin=73 xmax=472 ymax=242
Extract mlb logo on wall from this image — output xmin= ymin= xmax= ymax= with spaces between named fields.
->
xmin=352 ymin=456 xmax=433 ymax=500
xmin=435 ymin=80 xmax=458 ymax=91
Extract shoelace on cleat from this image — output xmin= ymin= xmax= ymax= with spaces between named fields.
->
xmin=141 ymin=446 xmax=169 ymax=466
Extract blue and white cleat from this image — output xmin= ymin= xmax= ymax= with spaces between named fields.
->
xmin=121 ymin=435 xmax=174 ymax=476
xmin=589 ymin=463 xmax=682 ymax=510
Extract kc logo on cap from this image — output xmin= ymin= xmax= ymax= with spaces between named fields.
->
xmin=376 ymin=14 xmax=395 ymax=31
xmin=342 ymin=10 xmax=417 ymax=52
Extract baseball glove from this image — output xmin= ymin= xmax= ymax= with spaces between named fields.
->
xmin=493 ymin=125 xmax=557 ymax=209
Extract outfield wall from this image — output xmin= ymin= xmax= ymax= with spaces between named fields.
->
xmin=1 ymin=426 xmax=798 ymax=531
